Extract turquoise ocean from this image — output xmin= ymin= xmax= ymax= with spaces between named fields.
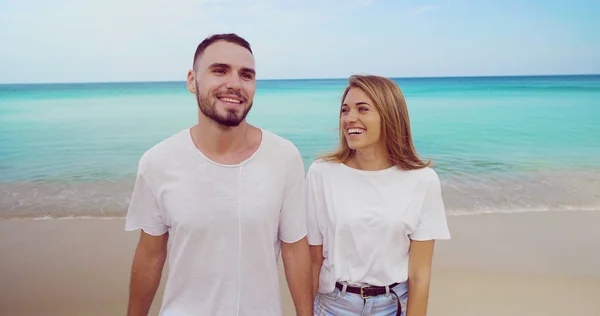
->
xmin=1 ymin=75 xmax=599 ymax=219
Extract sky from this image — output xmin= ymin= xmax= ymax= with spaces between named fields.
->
xmin=1 ymin=0 xmax=599 ymax=83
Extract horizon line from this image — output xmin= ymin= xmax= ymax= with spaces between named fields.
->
xmin=1 ymin=73 xmax=599 ymax=86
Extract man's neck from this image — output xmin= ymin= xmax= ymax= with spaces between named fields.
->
xmin=191 ymin=114 xmax=250 ymax=156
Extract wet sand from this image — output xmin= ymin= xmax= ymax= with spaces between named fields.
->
xmin=1 ymin=211 xmax=599 ymax=315
xmin=4 ymin=169 xmax=600 ymax=219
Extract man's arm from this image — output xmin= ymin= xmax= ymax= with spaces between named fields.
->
xmin=309 ymin=245 xmax=323 ymax=299
xmin=127 ymin=230 xmax=168 ymax=316
xmin=406 ymin=239 xmax=435 ymax=316
xmin=281 ymin=236 xmax=313 ymax=316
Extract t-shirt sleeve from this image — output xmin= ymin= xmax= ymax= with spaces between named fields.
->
xmin=409 ymin=171 xmax=451 ymax=241
xmin=278 ymin=147 xmax=308 ymax=243
xmin=125 ymin=168 xmax=168 ymax=236
xmin=306 ymin=165 xmax=323 ymax=246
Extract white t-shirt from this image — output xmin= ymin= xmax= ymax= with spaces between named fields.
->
xmin=125 ymin=127 xmax=307 ymax=316
xmin=306 ymin=159 xmax=451 ymax=294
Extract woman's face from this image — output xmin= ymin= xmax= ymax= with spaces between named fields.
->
xmin=340 ymin=87 xmax=383 ymax=151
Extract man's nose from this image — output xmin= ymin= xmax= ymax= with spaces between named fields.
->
xmin=225 ymin=73 xmax=242 ymax=90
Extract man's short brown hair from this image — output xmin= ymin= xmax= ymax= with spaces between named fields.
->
xmin=193 ymin=33 xmax=253 ymax=69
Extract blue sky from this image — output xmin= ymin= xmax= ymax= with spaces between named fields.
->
xmin=1 ymin=0 xmax=599 ymax=83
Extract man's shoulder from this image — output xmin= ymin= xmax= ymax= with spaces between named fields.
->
xmin=260 ymin=128 xmax=301 ymax=157
xmin=138 ymin=128 xmax=190 ymax=172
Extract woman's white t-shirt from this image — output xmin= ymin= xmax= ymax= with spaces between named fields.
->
xmin=306 ymin=159 xmax=451 ymax=294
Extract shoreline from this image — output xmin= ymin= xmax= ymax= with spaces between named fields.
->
xmin=4 ymin=168 xmax=600 ymax=219
xmin=1 ymin=211 xmax=599 ymax=315
xmin=2 ymin=207 xmax=600 ymax=221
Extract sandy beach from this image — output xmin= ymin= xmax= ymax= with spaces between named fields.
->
xmin=1 ymin=210 xmax=599 ymax=316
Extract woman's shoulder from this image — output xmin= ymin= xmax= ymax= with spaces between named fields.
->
xmin=307 ymin=158 xmax=346 ymax=178
xmin=308 ymin=158 xmax=340 ymax=172
xmin=413 ymin=166 xmax=439 ymax=178
xmin=410 ymin=166 xmax=441 ymax=187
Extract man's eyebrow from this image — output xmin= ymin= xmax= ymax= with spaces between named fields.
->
xmin=240 ymin=67 xmax=256 ymax=76
xmin=208 ymin=63 xmax=255 ymax=76
xmin=208 ymin=63 xmax=231 ymax=69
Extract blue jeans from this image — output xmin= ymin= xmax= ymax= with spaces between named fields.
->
xmin=314 ymin=282 xmax=408 ymax=316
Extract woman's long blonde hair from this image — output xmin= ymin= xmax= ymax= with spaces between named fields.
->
xmin=320 ymin=75 xmax=431 ymax=170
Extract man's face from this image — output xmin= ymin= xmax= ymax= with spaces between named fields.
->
xmin=188 ymin=41 xmax=256 ymax=127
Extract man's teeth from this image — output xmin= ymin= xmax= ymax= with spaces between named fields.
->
xmin=219 ymin=97 xmax=241 ymax=104
xmin=348 ymin=128 xmax=364 ymax=134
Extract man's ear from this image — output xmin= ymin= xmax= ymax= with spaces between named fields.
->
xmin=187 ymin=70 xmax=196 ymax=94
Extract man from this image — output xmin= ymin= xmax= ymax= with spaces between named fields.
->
xmin=125 ymin=33 xmax=313 ymax=316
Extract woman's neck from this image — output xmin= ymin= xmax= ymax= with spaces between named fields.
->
xmin=349 ymin=145 xmax=393 ymax=171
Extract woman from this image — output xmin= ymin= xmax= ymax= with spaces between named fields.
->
xmin=306 ymin=75 xmax=451 ymax=316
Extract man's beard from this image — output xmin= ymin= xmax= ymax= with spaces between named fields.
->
xmin=195 ymin=90 xmax=252 ymax=127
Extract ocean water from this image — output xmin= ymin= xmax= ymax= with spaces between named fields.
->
xmin=1 ymin=75 xmax=599 ymax=218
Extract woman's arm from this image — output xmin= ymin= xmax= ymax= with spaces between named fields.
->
xmin=309 ymin=245 xmax=324 ymax=299
xmin=406 ymin=239 xmax=435 ymax=316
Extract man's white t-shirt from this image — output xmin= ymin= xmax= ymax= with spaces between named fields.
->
xmin=125 ymin=127 xmax=307 ymax=316
xmin=306 ymin=159 xmax=451 ymax=294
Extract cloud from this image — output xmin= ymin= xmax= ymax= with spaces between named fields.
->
xmin=0 ymin=0 xmax=377 ymax=83
xmin=344 ymin=0 xmax=376 ymax=11
xmin=0 ymin=0 xmax=373 ymax=43
xmin=410 ymin=3 xmax=444 ymax=15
